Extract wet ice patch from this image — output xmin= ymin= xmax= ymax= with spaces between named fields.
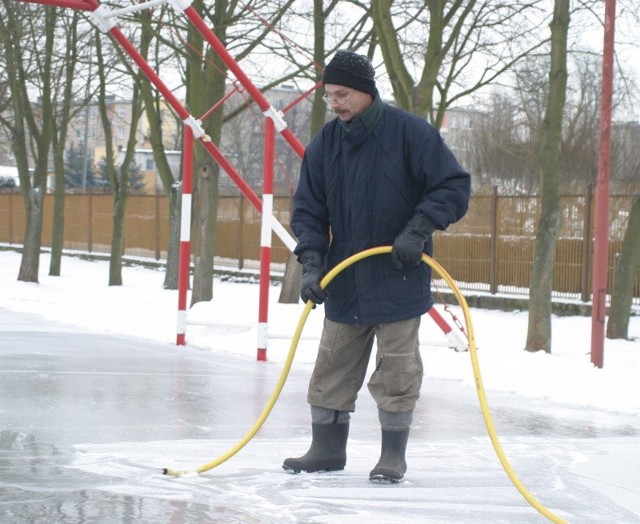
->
xmin=65 ymin=436 xmax=587 ymax=523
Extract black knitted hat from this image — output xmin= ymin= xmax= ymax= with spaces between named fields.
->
xmin=322 ymin=50 xmax=376 ymax=96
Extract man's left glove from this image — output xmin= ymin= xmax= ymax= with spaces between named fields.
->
xmin=299 ymin=251 xmax=328 ymax=305
xmin=391 ymin=213 xmax=436 ymax=269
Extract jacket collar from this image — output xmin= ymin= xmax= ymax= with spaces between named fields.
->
xmin=340 ymin=92 xmax=385 ymax=149
xmin=340 ymin=91 xmax=385 ymax=135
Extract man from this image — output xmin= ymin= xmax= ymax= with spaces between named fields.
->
xmin=283 ymin=50 xmax=471 ymax=483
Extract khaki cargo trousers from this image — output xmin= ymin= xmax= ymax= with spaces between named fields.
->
xmin=307 ymin=317 xmax=423 ymax=414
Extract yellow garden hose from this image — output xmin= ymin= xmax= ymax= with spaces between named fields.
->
xmin=163 ymin=298 xmax=315 ymax=478
xmin=163 ymin=246 xmax=567 ymax=524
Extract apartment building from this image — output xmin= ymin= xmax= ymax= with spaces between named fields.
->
xmin=9 ymin=88 xmax=635 ymax=196
xmin=440 ymin=107 xmax=485 ymax=170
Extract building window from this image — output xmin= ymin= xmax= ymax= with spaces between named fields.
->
xmin=145 ymin=158 xmax=155 ymax=170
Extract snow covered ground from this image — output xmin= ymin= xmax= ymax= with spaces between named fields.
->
xmin=1 ymin=249 xmax=637 ymax=415
xmin=1 ymin=248 xmax=639 ymax=523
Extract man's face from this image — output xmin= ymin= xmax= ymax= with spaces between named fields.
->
xmin=323 ymin=84 xmax=373 ymax=121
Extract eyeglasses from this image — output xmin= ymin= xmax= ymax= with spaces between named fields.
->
xmin=322 ymin=90 xmax=354 ymax=105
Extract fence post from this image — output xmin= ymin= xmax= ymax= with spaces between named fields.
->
xmin=490 ymin=185 xmax=498 ymax=294
xmin=9 ymin=192 xmax=13 ymax=244
xmin=88 ymin=189 xmax=93 ymax=253
xmin=238 ymin=196 xmax=244 ymax=270
xmin=155 ymin=189 xmax=161 ymax=260
xmin=581 ymin=183 xmax=593 ymax=302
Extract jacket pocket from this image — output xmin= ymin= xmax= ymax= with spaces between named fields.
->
xmin=381 ymin=261 xmax=429 ymax=308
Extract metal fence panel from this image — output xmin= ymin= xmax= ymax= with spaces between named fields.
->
xmin=1 ymin=189 xmax=638 ymax=304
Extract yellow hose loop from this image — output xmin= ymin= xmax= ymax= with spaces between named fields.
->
xmin=163 ymin=246 xmax=567 ymax=524
xmin=162 ymin=299 xmax=315 ymax=478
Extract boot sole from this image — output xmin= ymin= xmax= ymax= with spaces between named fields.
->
xmin=282 ymin=465 xmax=345 ymax=474
xmin=369 ymin=473 xmax=403 ymax=484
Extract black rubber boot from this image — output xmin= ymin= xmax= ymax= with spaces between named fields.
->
xmin=282 ymin=423 xmax=349 ymax=473
xmin=369 ymin=428 xmax=410 ymax=483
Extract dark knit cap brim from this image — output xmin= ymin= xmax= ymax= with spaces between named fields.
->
xmin=322 ymin=50 xmax=376 ymax=96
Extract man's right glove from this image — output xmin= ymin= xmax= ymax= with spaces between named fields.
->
xmin=299 ymin=251 xmax=328 ymax=305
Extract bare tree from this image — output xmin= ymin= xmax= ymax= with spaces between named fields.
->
xmin=138 ymin=9 xmax=184 ymax=289
xmin=607 ymin=192 xmax=640 ymax=339
xmin=49 ymin=12 xmax=86 ymax=276
xmin=94 ymin=29 xmax=145 ymax=286
xmin=278 ymin=0 xmax=342 ymax=304
xmin=0 ymin=0 xmax=55 ymax=282
xmin=612 ymin=122 xmax=640 ymax=185
xmin=525 ymin=0 xmax=569 ymax=353
xmin=180 ymin=0 xmax=334 ymax=306
xmin=371 ymin=0 xmax=547 ymax=127
xmin=97 ymin=1 xmax=370 ymax=304
xmin=279 ymin=0 xmax=350 ymax=304
xmin=472 ymin=2 xmax=640 ymax=190
xmin=126 ymin=2 xmax=303 ymax=298
xmin=468 ymin=90 xmax=539 ymax=191
xmin=559 ymin=54 xmax=600 ymax=186
xmin=184 ymin=0 xmax=227 ymax=306
xmin=499 ymin=52 xmax=598 ymax=194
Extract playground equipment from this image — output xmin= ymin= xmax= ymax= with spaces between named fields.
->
xmin=17 ymin=0 xmax=468 ymax=359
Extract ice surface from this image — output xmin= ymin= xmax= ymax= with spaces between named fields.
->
xmin=1 ymin=250 xmax=639 ymax=523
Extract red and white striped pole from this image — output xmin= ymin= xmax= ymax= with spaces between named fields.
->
xmin=257 ymin=117 xmax=275 ymax=361
xmin=427 ymin=307 xmax=467 ymax=352
xmin=176 ymin=125 xmax=194 ymax=345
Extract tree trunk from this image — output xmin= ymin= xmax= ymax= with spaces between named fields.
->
xmin=95 ymin=31 xmax=143 ymax=286
xmin=18 ymin=190 xmax=45 ymax=282
xmin=96 ymin=33 xmax=120 ymax=285
xmin=607 ymin=192 xmax=640 ymax=339
xmin=371 ymin=0 xmax=416 ymax=113
xmin=1 ymin=20 xmax=34 ymax=280
xmin=164 ymin=187 xmax=182 ymax=289
xmin=109 ymin=191 xmax=126 ymax=286
xmin=187 ymin=1 xmax=226 ymax=306
xmin=49 ymin=135 xmax=66 ymax=277
xmin=190 ymin=160 xmax=219 ymax=304
xmin=278 ymin=0 xmax=326 ymax=304
xmin=49 ymin=13 xmax=79 ymax=277
xmin=280 ymin=250 xmax=302 ymax=303
xmin=2 ymin=5 xmax=56 ymax=283
xmin=372 ymin=0 xmax=476 ymax=124
xmin=109 ymin=81 xmax=144 ymax=286
xmin=139 ymin=11 xmax=181 ymax=289
xmin=525 ymin=0 xmax=569 ymax=353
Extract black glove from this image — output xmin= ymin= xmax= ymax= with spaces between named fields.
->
xmin=299 ymin=251 xmax=328 ymax=305
xmin=391 ymin=213 xmax=435 ymax=269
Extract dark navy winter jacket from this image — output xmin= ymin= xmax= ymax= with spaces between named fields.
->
xmin=292 ymin=99 xmax=470 ymax=326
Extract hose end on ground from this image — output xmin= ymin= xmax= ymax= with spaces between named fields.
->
xmin=163 ymin=467 xmax=197 ymax=477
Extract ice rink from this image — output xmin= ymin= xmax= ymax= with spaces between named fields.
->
xmin=1 ymin=307 xmax=639 ymax=523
